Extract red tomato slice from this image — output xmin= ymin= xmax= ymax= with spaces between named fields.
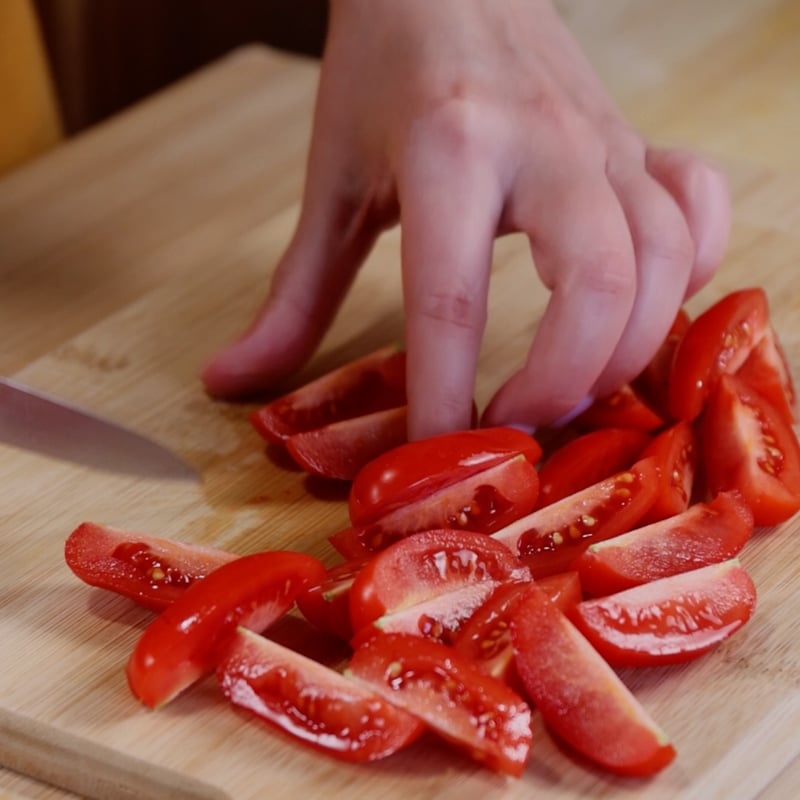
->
xmin=348 ymin=528 xmax=527 ymax=636
xmin=510 ymin=583 xmax=675 ymax=776
xmin=574 ymin=491 xmax=754 ymax=596
xmin=331 ymin=454 xmax=540 ymax=558
xmin=217 ymin=627 xmax=424 ymax=762
xmin=638 ymin=420 xmax=698 ymax=523
xmin=64 ymin=522 xmax=236 ymax=612
xmin=669 ymin=288 xmax=770 ymax=422
xmin=295 ymin=558 xmax=368 ymax=642
xmin=126 ymin=551 xmax=326 ymax=708
xmin=737 ymin=324 xmax=797 ymax=426
xmin=702 ymin=373 xmax=800 ymax=526
xmin=492 ymin=458 xmax=659 ymax=578
xmin=634 ymin=308 xmax=691 ymax=418
xmin=347 ymin=632 xmax=532 ymax=776
xmin=285 ymin=406 xmax=408 ymax=481
xmin=250 ymin=345 xmax=406 ymax=444
xmin=535 ymin=427 xmax=651 ymax=509
xmin=348 ymin=427 xmax=542 ymax=526
xmin=568 ymin=559 xmax=757 ymax=667
xmin=574 ymin=384 xmax=665 ymax=432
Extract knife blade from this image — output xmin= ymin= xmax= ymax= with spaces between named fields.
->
xmin=0 ymin=377 xmax=199 ymax=482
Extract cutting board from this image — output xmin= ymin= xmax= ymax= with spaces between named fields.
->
xmin=1 ymin=47 xmax=799 ymax=800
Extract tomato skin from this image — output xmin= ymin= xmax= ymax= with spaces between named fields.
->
xmin=511 ymin=583 xmax=675 ymax=777
xmin=535 ymin=427 xmax=651 ymax=509
xmin=64 ymin=522 xmax=236 ymax=612
xmin=575 ymin=491 xmax=753 ymax=596
xmin=638 ymin=421 xmax=698 ymax=523
xmin=347 ymin=632 xmax=532 ymax=777
xmin=492 ymin=458 xmax=659 ymax=578
xmin=250 ymin=345 xmax=406 ymax=445
xmin=575 ymin=384 xmax=665 ymax=432
xmin=669 ymin=288 xmax=770 ymax=422
xmin=285 ymin=406 xmax=408 ymax=481
xmin=217 ymin=627 xmax=424 ymax=762
xmin=568 ymin=560 xmax=756 ymax=667
xmin=348 ymin=427 xmax=542 ymax=526
xmin=702 ymin=374 xmax=800 ymax=526
xmin=126 ymin=551 xmax=326 ymax=708
xmin=348 ymin=528 xmax=527 ymax=636
xmin=331 ymin=454 xmax=539 ymax=558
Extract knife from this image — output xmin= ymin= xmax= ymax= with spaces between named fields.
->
xmin=0 ymin=377 xmax=199 ymax=481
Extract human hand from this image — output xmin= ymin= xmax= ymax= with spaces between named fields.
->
xmin=201 ymin=0 xmax=730 ymax=439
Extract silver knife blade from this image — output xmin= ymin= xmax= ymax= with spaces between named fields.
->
xmin=0 ymin=377 xmax=199 ymax=482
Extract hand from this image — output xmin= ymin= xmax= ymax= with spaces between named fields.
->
xmin=201 ymin=0 xmax=730 ymax=439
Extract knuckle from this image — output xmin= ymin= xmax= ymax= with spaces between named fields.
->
xmin=569 ymin=250 xmax=636 ymax=299
xmin=417 ymin=96 xmax=492 ymax=159
xmin=413 ymin=285 xmax=486 ymax=331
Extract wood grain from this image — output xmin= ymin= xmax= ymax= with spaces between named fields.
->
xmin=1 ymin=2 xmax=799 ymax=797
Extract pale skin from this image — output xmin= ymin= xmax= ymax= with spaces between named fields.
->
xmin=202 ymin=0 xmax=731 ymax=440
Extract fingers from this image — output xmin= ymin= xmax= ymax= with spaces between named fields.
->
xmin=646 ymin=147 xmax=731 ymax=297
xmin=483 ymin=167 xmax=637 ymax=429
xmin=398 ymin=112 xmax=504 ymax=439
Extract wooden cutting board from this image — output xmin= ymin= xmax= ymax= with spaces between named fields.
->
xmin=1 ymin=46 xmax=799 ymax=800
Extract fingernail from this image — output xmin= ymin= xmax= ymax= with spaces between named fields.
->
xmin=505 ymin=422 xmax=537 ymax=435
xmin=552 ymin=395 xmax=594 ymax=428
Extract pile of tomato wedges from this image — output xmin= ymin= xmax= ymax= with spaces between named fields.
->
xmin=65 ymin=287 xmax=800 ymax=779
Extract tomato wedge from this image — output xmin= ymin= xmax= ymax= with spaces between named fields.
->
xmin=568 ymin=560 xmax=757 ymax=667
xmin=348 ymin=528 xmax=527 ymax=636
xmin=638 ymin=420 xmax=698 ymax=523
xmin=669 ymin=288 xmax=770 ymax=422
xmin=574 ymin=384 xmax=664 ymax=432
xmin=250 ymin=345 xmax=406 ymax=444
xmin=64 ymin=522 xmax=236 ymax=612
xmin=126 ymin=551 xmax=326 ymax=708
xmin=737 ymin=324 xmax=797 ymax=427
xmin=285 ymin=406 xmax=408 ymax=481
xmin=702 ymin=373 xmax=800 ymax=526
xmin=511 ymin=583 xmax=675 ymax=776
xmin=348 ymin=427 xmax=542 ymax=525
xmin=535 ymin=428 xmax=651 ymax=509
xmin=492 ymin=458 xmax=659 ymax=578
xmin=217 ymin=627 xmax=425 ymax=762
xmin=347 ymin=632 xmax=532 ymax=776
xmin=574 ymin=491 xmax=754 ymax=596
xmin=330 ymin=454 xmax=539 ymax=558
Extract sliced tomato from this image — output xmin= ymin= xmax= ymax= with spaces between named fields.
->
xmin=574 ymin=384 xmax=665 ymax=432
xmin=126 ymin=551 xmax=326 ymax=708
xmin=250 ymin=345 xmax=406 ymax=445
xmin=510 ymin=583 xmax=675 ymax=776
xmin=285 ymin=405 xmax=408 ymax=481
xmin=295 ymin=558 xmax=368 ymax=642
xmin=669 ymin=288 xmax=770 ymax=422
xmin=575 ymin=491 xmax=754 ymax=596
xmin=64 ymin=522 xmax=236 ymax=612
xmin=638 ymin=420 xmax=698 ymax=523
xmin=331 ymin=454 xmax=539 ymax=558
xmin=737 ymin=324 xmax=797 ymax=426
xmin=568 ymin=560 xmax=757 ymax=667
xmin=492 ymin=458 xmax=659 ymax=578
xmin=634 ymin=308 xmax=692 ymax=418
xmin=348 ymin=427 xmax=542 ymax=526
xmin=348 ymin=528 xmax=527 ymax=636
xmin=217 ymin=627 xmax=424 ymax=762
xmin=702 ymin=373 xmax=800 ymax=526
xmin=535 ymin=428 xmax=651 ymax=509
xmin=347 ymin=632 xmax=532 ymax=776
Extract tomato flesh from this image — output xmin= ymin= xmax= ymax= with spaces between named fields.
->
xmin=511 ymin=583 xmax=675 ymax=776
xmin=702 ymin=374 xmax=800 ymax=526
xmin=348 ymin=426 xmax=542 ymax=525
xmin=64 ymin=522 xmax=236 ymax=611
xmin=218 ymin=627 xmax=424 ymax=762
xmin=250 ymin=345 xmax=406 ymax=444
xmin=492 ymin=458 xmax=659 ymax=577
xmin=568 ymin=560 xmax=757 ymax=667
xmin=575 ymin=384 xmax=664 ymax=432
xmin=347 ymin=632 xmax=532 ymax=776
xmin=126 ymin=551 xmax=326 ymax=708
